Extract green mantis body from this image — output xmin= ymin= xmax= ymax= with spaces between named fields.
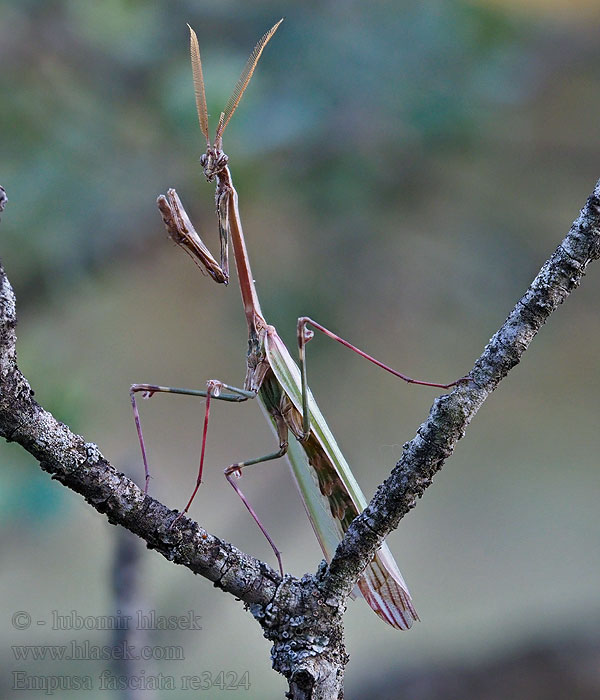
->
xmin=132 ymin=20 xmax=461 ymax=629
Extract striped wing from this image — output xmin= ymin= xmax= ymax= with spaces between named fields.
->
xmin=263 ymin=328 xmax=418 ymax=629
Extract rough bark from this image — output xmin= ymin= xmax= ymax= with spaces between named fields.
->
xmin=1 ymin=180 xmax=599 ymax=698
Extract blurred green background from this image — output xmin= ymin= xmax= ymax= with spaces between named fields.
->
xmin=1 ymin=0 xmax=599 ymax=698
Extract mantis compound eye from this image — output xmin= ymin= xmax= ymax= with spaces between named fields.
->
xmin=200 ymin=153 xmax=207 ymax=167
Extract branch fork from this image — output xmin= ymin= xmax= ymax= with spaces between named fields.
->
xmin=2 ymin=181 xmax=599 ymax=698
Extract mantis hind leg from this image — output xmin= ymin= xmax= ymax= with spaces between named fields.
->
xmin=296 ymin=316 xmax=469 ymax=437
xmin=223 ymin=412 xmax=289 ymax=577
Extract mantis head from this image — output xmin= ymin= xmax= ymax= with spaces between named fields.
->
xmin=200 ymin=147 xmax=229 ymax=182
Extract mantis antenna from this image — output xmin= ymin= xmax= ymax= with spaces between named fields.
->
xmin=187 ymin=19 xmax=283 ymax=148
xmin=188 ymin=24 xmax=210 ymax=147
xmin=217 ymin=19 xmax=283 ymax=142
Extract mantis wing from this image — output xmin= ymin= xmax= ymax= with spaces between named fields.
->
xmin=264 ymin=328 xmax=418 ymax=630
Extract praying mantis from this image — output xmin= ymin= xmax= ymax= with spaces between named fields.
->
xmin=130 ymin=19 xmax=464 ymax=630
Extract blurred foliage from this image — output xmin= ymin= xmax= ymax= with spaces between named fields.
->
xmin=0 ymin=0 xmax=530 ymax=302
xmin=1 ymin=2 xmax=600 ymax=697
xmin=0 ymin=0 xmax=534 ymax=532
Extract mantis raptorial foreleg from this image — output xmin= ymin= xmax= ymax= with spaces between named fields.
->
xmin=157 ymin=189 xmax=229 ymax=285
xmin=297 ymin=316 xmax=467 ymax=438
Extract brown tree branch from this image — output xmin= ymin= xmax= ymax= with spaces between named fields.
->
xmin=0 ymin=258 xmax=281 ymax=607
xmin=2 ymin=180 xmax=600 ymax=699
